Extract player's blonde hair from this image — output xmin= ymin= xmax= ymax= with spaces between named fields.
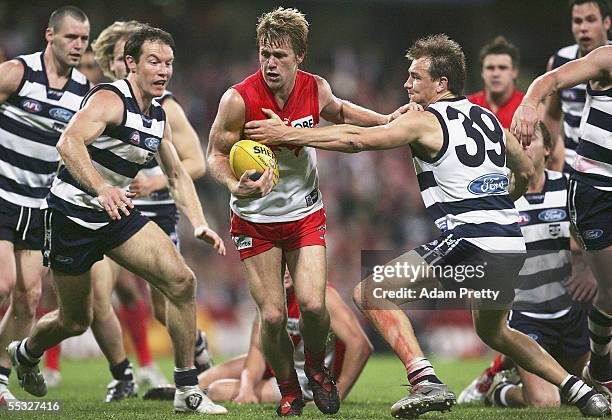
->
xmin=256 ymin=7 xmax=309 ymax=58
xmin=92 ymin=20 xmax=141 ymax=80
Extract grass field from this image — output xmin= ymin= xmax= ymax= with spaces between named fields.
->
xmin=2 ymin=354 xmax=582 ymax=419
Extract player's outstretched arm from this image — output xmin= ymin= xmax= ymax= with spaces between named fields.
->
xmin=57 ymin=90 xmax=134 ymax=220
xmin=505 ymin=130 xmax=534 ymax=201
xmin=245 ymin=108 xmax=430 ymax=153
xmin=207 ymin=89 xmax=274 ymax=198
xmin=234 ymin=316 xmax=266 ymax=404
xmin=130 ymin=97 xmax=206 ymax=198
xmin=541 ymin=56 xmax=565 ymax=172
xmin=157 ymin=122 xmax=225 ymax=255
xmin=0 ymin=60 xmax=24 ymax=104
xmin=326 ymin=287 xmax=373 ymax=400
xmin=512 ymin=45 xmax=612 ymax=145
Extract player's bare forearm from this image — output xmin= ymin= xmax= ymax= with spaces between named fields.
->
xmin=242 ymin=317 xmax=266 ymax=390
xmin=207 ymin=152 xmax=239 ymax=192
xmin=336 ymin=339 xmax=372 ymax=400
xmin=504 ymin=132 xmax=533 ymax=201
xmin=337 ymin=100 xmax=388 ymax=126
xmin=57 ymin=134 xmax=108 ymax=195
xmin=167 ymin=165 xmax=207 ymax=228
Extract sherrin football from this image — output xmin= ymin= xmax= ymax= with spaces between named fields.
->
xmin=229 ymin=139 xmax=279 ymax=186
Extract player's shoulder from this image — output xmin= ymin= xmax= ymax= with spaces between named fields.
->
xmin=467 ymin=90 xmax=486 ymax=105
xmin=544 ymin=169 xmax=569 ymax=191
xmin=552 ymin=44 xmax=579 ymax=68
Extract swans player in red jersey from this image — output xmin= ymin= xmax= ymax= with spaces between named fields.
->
xmin=207 ymin=7 xmax=406 ymax=417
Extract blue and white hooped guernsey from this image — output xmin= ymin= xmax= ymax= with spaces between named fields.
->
xmin=571 ymin=82 xmax=612 ymax=191
xmin=415 ymin=97 xmax=525 ymax=252
xmin=131 ymin=90 xmax=178 ymax=220
xmin=0 ymin=51 xmax=90 ymax=208
xmin=46 ymin=79 xmax=166 ymax=230
xmin=553 ymin=42 xmax=612 ymax=169
xmin=513 ymin=170 xmax=572 ymax=317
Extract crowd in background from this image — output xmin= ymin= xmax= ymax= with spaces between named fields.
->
xmin=0 ymin=0 xmax=594 ymax=357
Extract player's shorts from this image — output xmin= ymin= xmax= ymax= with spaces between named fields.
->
xmin=229 ymin=209 xmax=326 ymax=260
xmin=508 ymin=304 xmax=589 ymax=359
xmin=43 ymin=208 xmax=149 ymax=275
xmin=0 ymin=196 xmax=44 ymax=250
xmin=568 ymin=178 xmax=612 ymax=251
xmin=150 ymin=214 xmax=179 ymax=248
xmin=414 ymin=231 xmax=526 ymax=306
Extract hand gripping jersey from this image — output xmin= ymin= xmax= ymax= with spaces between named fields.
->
xmin=415 ymin=97 xmax=524 ymax=252
xmin=231 ymin=70 xmax=322 ymax=223
xmin=571 ymin=82 xmax=612 ymax=191
xmin=513 ymin=170 xmax=572 ymax=317
xmin=46 ymin=79 xmax=166 ymax=229
xmin=0 ymin=51 xmax=90 ymax=208
xmin=131 ymin=90 xmax=179 ymax=221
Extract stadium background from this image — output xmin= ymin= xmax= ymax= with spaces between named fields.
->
xmin=0 ymin=0 xmax=593 ymax=359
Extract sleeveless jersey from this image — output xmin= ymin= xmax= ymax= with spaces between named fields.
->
xmin=231 ymin=70 xmax=322 ymax=223
xmin=571 ymin=82 xmax=612 ymax=191
xmin=553 ymin=42 xmax=611 ymax=168
xmin=46 ymin=79 xmax=166 ymax=229
xmin=513 ymin=170 xmax=572 ymax=317
xmin=265 ymin=287 xmax=345 ymax=380
xmin=0 ymin=51 xmax=90 ymax=208
xmin=131 ymin=90 xmax=179 ymax=220
xmin=415 ymin=97 xmax=524 ymax=252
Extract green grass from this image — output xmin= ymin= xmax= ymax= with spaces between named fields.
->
xmin=3 ymin=355 xmax=581 ymax=419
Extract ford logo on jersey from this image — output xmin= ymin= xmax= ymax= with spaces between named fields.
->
xmin=144 ymin=137 xmax=160 ymax=151
xmin=21 ymin=99 xmax=43 ymax=113
xmin=49 ymin=107 xmax=74 ymax=123
xmin=583 ymin=229 xmax=604 ymax=240
xmin=538 ymin=208 xmax=567 ymax=222
xmin=467 ymin=174 xmax=509 ymax=195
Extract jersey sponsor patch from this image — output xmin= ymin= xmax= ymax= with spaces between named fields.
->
xmin=144 ymin=137 xmax=160 ymax=151
xmin=583 ymin=229 xmax=604 ymax=240
xmin=291 ymin=115 xmax=314 ymax=128
xmin=232 ymin=235 xmax=253 ymax=250
xmin=467 ymin=174 xmax=509 ymax=195
xmin=538 ymin=208 xmax=566 ymax=222
xmin=49 ymin=107 xmax=74 ymax=123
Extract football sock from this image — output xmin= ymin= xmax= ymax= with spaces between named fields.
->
xmin=304 ymin=347 xmax=326 ymax=370
xmin=277 ymin=369 xmax=302 ymax=399
xmin=588 ymin=307 xmax=612 ymax=382
xmin=18 ymin=338 xmax=42 ymax=365
xmin=119 ymin=300 xmax=152 ymax=367
xmin=194 ymin=329 xmax=205 ymax=354
xmin=174 ymin=367 xmax=198 ymax=387
xmin=406 ymin=357 xmax=443 ymax=385
xmin=0 ymin=366 xmax=10 ymax=386
xmin=45 ymin=345 xmax=61 ymax=371
xmin=490 ymin=354 xmax=505 ymax=374
xmin=492 ymin=383 xmax=516 ymax=407
xmin=110 ymin=358 xmax=134 ymax=381
xmin=560 ymin=375 xmax=596 ymax=410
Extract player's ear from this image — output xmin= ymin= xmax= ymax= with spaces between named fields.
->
xmin=296 ymin=51 xmax=305 ymax=65
xmin=45 ymin=27 xmax=54 ymax=43
xmin=437 ymin=76 xmax=449 ymax=93
xmin=125 ymin=55 xmax=137 ymax=73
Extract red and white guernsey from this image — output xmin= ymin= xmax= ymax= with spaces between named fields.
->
xmin=231 ymin=70 xmax=323 ymax=223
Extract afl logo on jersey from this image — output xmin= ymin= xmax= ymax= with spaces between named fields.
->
xmin=518 ymin=212 xmax=530 ymax=225
xmin=144 ymin=137 xmax=160 ymax=151
xmin=21 ymin=99 xmax=43 ymax=113
xmin=129 ymin=131 xmax=141 ymax=145
xmin=538 ymin=209 xmax=566 ymax=222
xmin=467 ymin=174 xmax=509 ymax=195
xmin=49 ymin=107 xmax=74 ymax=123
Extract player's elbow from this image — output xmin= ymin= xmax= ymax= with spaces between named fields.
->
xmin=346 ymin=137 xmax=366 ymax=153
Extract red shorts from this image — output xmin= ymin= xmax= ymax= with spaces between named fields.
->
xmin=229 ymin=209 xmax=326 ymax=260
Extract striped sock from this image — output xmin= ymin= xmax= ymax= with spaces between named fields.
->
xmin=560 ymin=375 xmax=596 ymax=410
xmin=492 ymin=383 xmax=516 ymax=407
xmin=17 ymin=338 xmax=41 ymax=366
xmin=406 ymin=357 xmax=442 ymax=385
xmin=110 ymin=358 xmax=134 ymax=381
xmin=588 ymin=307 xmax=612 ymax=382
xmin=0 ymin=366 xmax=10 ymax=386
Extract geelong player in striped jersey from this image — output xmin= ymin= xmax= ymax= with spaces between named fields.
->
xmin=512 ymin=44 xmax=612 ymax=402
xmin=459 ymin=122 xmax=593 ymax=408
xmin=6 ymin=25 xmax=227 ymax=415
xmin=0 ymin=6 xmax=90 ymax=404
xmin=246 ymin=34 xmax=610 ymax=418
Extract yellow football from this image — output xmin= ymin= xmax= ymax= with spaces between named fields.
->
xmin=229 ymin=140 xmax=279 ymax=185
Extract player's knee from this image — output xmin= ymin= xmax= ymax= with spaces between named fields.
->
xmin=152 ymin=300 xmax=166 ymax=325
xmin=260 ymin=307 xmax=286 ymax=331
xmin=164 ymin=268 xmax=196 ymax=303
xmin=299 ymin=299 xmax=326 ymax=321
xmin=474 ymin=324 xmax=506 ymax=351
xmin=12 ymin=283 xmax=42 ymax=317
xmin=61 ymin=314 xmax=93 ymax=336
xmin=352 ymin=283 xmax=365 ymax=308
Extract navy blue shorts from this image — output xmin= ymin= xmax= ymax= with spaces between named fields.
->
xmin=150 ymin=214 xmax=179 ymax=248
xmin=414 ymin=231 xmax=526 ymax=307
xmin=568 ymin=179 xmax=612 ymax=251
xmin=0 ymin=196 xmax=44 ymax=250
xmin=43 ymin=208 xmax=149 ymax=275
xmin=509 ymin=304 xmax=590 ymax=359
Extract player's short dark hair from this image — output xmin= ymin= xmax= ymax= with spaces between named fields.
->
xmin=537 ymin=122 xmax=553 ymax=160
xmin=569 ymin=0 xmax=611 ymax=19
xmin=48 ymin=6 xmax=89 ymax=32
xmin=123 ymin=25 xmax=175 ymax=63
xmin=406 ymin=34 xmax=466 ymax=96
xmin=479 ymin=36 xmax=520 ymax=68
